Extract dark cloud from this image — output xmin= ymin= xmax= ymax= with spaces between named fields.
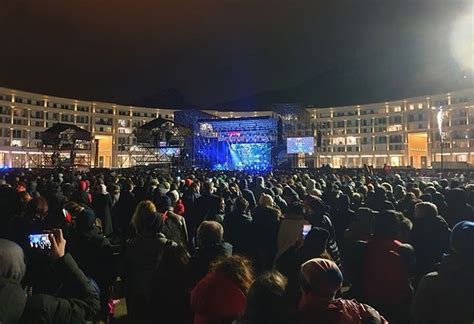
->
xmin=0 ymin=0 xmax=472 ymax=107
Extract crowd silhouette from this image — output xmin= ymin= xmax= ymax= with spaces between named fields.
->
xmin=0 ymin=167 xmax=473 ymax=323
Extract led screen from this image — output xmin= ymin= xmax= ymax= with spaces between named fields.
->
xmin=287 ymin=137 xmax=315 ymax=154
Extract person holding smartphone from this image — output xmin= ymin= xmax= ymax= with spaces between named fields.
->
xmin=0 ymin=229 xmax=100 ymax=323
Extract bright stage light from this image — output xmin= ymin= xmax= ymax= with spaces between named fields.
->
xmin=450 ymin=7 xmax=474 ymax=71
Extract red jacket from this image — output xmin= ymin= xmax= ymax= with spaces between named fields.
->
xmin=298 ymin=295 xmax=388 ymax=324
xmin=191 ymin=272 xmax=246 ymax=324
xmin=361 ymin=239 xmax=413 ymax=305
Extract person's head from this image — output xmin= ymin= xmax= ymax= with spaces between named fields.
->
xmin=304 ymin=195 xmax=329 ymax=223
xmin=64 ymin=201 xmax=84 ymax=218
xmin=98 ymin=184 xmax=108 ymax=195
xmin=0 ymin=239 xmax=25 ymax=281
xmin=373 ymin=210 xmax=402 ymax=240
xmin=244 ymin=271 xmax=289 ymax=324
xmin=167 ymin=190 xmax=179 ymax=206
xmin=124 ymin=180 xmax=134 ymax=192
xmin=212 ymin=255 xmax=255 ymax=295
xmin=112 ymin=184 xmax=121 ymax=194
xmin=300 ymin=258 xmax=343 ymax=299
xmin=282 ymin=187 xmax=299 ymax=204
xmin=131 ymin=200 xmax=162 ymax=234
xmin=79 ymin=180 xmax=88 ymax=192
xmin=450 ymin=221 xmax=474 ymax=260
xmin=76 ymin=208 xmax=97 ymax=232
xmin=286 ymin=201 xmax=304 ymax=220
xmin=233 ymin=196 xmax=249 ymax=214
xmin=153 ymin=194 xmax=173 ymax=213
xmin=203 ymin=181 xmax=214 ymax=194
xmin=15 ymin=191 xmax=32 ymax=213
xmin=256 ymin=176 xmax=265 ymax=188
xmin=24 ymin=196 xmax=49 ymax=221
xmin=259 ymin=193 xmax=274 ymax=208
xmin=414 ymin=201 xmax=438 ymax=219
xmin=300 ymin=227 xmax=329 ymax=261
xmin=197 ymin=221 xmax=224 ymax=247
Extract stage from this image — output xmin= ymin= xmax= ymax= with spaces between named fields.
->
xmin=194 ymin=116 xmax=278 ymax=171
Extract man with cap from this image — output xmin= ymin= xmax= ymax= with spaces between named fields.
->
xmin=412 ymin=221 xmax=474 ymax=324
xmin=298 ymin=258 xmax=387 ymax=324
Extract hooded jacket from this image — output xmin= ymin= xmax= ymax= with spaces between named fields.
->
xmin=191 ymin=271 xmax=247 ymax=324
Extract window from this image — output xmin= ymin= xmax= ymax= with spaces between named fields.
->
xmin=12 ymin=130 xmax=22 ymax=138
xmin=389 ymin=135 xmax=402 ymax=143
xmin=377 ymin=136 xmax=387 ymax=144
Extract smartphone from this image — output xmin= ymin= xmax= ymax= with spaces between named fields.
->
xmin=302 ymin=225 xmax=312 ymax=238
xmin=28 ymin=234 xmax=52 ymax=251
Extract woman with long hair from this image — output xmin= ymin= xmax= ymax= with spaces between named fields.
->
xmin=191 ymin=255 xmax=255 ymax=324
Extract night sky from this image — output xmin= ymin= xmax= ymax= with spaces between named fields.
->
xmin=0 ymin=0 xmax=473 ymax=109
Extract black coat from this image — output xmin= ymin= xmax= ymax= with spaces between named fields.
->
xmin=224 ymin=211 xmax=254 ymax=257
xmin=252 ymin=206 xmax=281 ymax=272
xmin=22 ymin=254 xmax=101 ymax=323
xmin=91 ymin=193 xmax=113 ymax=237
xmin=68 ymin=227 xmax=116 ymax=288
xmin=410 ymin=215 xmax=451 ymax=280
xmin=190 ymin=242 xmax=233 ymax=284
xmin=121 ymin=233 xmax=176 ymax=323
xmin=113 ymin=191 xmax=137 ymax=236
xmin=0 ymin=278 xmax=26 ymax=323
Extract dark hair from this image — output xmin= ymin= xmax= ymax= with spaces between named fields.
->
xmin=374 ymin=210 xmax=402 ymax=239
xmin=233 ymin=196 xmax=249 ymax=214
xmin=244 ymin=271 xmax=289 ymax=324
xmin=25 ymin=196 xmax=48 ymax=220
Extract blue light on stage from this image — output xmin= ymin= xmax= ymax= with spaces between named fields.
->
xmin=228 ymin=143 xmax=272 ymax=171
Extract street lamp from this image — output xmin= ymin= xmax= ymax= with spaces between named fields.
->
xmin=436 ymin=107 xmax=444 ymax=178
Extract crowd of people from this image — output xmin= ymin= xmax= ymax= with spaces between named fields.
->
xmin=0 ymin=166 xmax=473 ymax=324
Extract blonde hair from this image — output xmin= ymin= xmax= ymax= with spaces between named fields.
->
xmin=131 ymin=200 xmax=157 ymax=232
xmin=259 ymin=193 xmax=274 ymax=207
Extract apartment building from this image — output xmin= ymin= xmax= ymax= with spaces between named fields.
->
xmin=310 ymin=88 xmax=474 ymax=168
xmin=0 ymin=87 xmax=275 ymax=168
xmin=0 ymin=86 xmax=473 ymax=169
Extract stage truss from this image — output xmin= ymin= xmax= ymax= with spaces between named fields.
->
xmin=119 ymin=117 xmax=192 ymax=168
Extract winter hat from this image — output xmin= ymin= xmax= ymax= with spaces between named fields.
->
xmin=300 ymin=258 xmax=343 ymax=296
xmin=451 ymin=221 xmax=474 ymax=258
xmin=167 ymin=190 xmax=179 ymax=204
xmin=77 ymin=208 xmax=96 ymax=232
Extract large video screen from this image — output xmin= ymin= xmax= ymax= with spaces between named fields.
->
xmin=228 ymin=143 xmax=272 ymax=171
xmin=287 ymin=137 xmax=315 ymax=154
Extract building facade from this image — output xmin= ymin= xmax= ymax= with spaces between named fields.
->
xmin=310 ymin=89 xmax=474 ymax=168
xmin=0 ymin=86 xmax=473 ymax=169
